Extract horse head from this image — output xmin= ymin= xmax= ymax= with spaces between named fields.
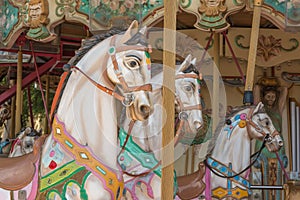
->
xmin=247 ymin=102 xmax=283 ymax=152
xmin=106 ymin=21 xmax=153 ymax=121
xmin=175 ymin=55 xmax=203 ymax=135
xmin=9 ymin=127 xmax=41 ymax=157
xmin=0 ymin=101 xmax=11 ymax=127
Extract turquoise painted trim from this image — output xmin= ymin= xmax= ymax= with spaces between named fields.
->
xmin=1 ymin=1 xmax=19 ymax=40
xmin=65 ymin=140 xmax=73 ymax=148
xmin=96 ymin=165 xmax=107 ymax=175
xmin=118 ymin=128 xmax=162 ymax=177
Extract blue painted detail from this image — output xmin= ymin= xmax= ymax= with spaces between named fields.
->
xmin=96 ymin=166 xmax=107 ymax=175
xmin=220 ymin=166 xmax=227 ymax=173
xmin=65 ymin=140 xmax=73 ymax=148
xmin=234 ymin=115 xmax=240 ymax=120
xmin=207 ymin=157 xmax=251 ymax=190
xmin=212 ymin=161 xmax=218 ymax=167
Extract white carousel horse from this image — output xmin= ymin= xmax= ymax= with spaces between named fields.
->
xmin=118 ymin=55 xmax=203 ymax=200
xmin=175 ymin=102 xmax=283 ymax=200
xmin=0 ymin=20 xmax=153 ymax=200
xmin=8 ymin=127 xmax=41 ymax=157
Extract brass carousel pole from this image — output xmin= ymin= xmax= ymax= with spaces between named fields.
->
xmin=212 ymin=33 xmax=220 ymax=135
xmin=161 ymin=0 xmax=177 ymax=199
xmin=243 ymin=0 xmax=263 ymax=104
xmin=15 ymin=45 xmax=23 ymax=136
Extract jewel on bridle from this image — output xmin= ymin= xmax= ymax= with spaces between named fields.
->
xmin=226 ymin=119 xmax=232 ymax=125
xmin=179 ymin=112 xmax=188 ymax=120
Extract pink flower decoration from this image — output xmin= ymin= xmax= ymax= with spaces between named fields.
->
xmin=240 ymin=113 xmax=247 ymax=120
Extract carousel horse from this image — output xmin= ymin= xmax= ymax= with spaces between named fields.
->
xmin=118 ymin=55 xmax=203 ymax=200
xmin=176 ymin=102 xmax=283 ymax=200
xmin=0 ymin=20 xmax=153 ymax=200
xmin=120 ymin=99 xmax=283 ymax=199
xmin=8 ymin=127 xmax=42 ymax=157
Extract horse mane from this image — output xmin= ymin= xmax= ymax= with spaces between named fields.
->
xmin=68 ymin=28 xmax=126 ymax=66
xmin=206 ymin=104 xmax=257 ymax=156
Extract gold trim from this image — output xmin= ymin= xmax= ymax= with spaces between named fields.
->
xmin=52 ymin=117 xmax=124 ymax=200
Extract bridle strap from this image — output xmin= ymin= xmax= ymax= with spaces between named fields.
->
xmin=246 ymin=107 xmax=279 ymax=138
xmin=119 ymin=120 xmax=161 ymax=177
xmin=109 ymin=36 xmax=152 ymax=93
xmin=70 ymin=66 xmax=124 ymax=102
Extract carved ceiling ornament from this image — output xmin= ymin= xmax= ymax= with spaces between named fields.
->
xmin=198 ymin=0 xmax=227 ymax=17
xmin=257 ymin=35 xmax=282 ymax=62
xmin=179 ymin=0 xmax=245 ymax=32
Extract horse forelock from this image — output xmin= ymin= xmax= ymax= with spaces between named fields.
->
xmin=124 ymin=31 xmax=148 ymax=47
xmin=182 ymin=64 xmax=199 ymax=75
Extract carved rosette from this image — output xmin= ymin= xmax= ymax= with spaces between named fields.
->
xmin=179 ymin=0 xmax=245 ymax=32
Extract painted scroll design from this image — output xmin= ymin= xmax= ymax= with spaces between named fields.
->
xmin=235 ymin=34 xmax=299 ymax=61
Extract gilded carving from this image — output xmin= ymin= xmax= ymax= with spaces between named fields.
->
xmin=25 ymin=0 xmax=52 ymax=41
xmin=257 ymin=35 xmax=281 ymax=62
xmin=198 ymin=0 xmax=227 ymax=17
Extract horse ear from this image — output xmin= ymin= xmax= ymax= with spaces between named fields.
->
xmin=253 ymin=102 xmax=264 ymax=113
xmin=191 ymin=58 xmax=197 ymax=66
xmin=177 ymin=54 xmax=192 ymax=73
xmin=119 ymin=20 xmax=139 ymax=45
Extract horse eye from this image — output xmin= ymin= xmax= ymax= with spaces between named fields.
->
xmin=266 ymin=121 xmax=269 ymax=126
xmin=184 ymin=85 xmax=192 ymax=92
xmin=129 ymin=61 xmax=137 ymax=68
xmin=3 ymin=109 xmax=8 ymax=114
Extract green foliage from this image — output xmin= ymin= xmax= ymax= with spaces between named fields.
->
xmin=22 ymin=83 xmax=54 ymax=125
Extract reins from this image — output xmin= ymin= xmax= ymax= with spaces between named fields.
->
xmin=204 ymin=137 xmax=266 ymax=179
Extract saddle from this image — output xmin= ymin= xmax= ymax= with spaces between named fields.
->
xmin=0 ymin=135 xmax=47 ymax=191
xmin=176 ymin=162 xmax=206 ymax=200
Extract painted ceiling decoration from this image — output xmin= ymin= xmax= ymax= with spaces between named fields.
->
xmin=179 ymin=0 xmax=245 ymax=32
xmin=0 ymin=0 xmax=298 ymax=48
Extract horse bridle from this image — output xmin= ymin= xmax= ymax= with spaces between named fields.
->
xmin=174 ymin=73 xmax=202 ymax=145
xmin=246 ymin=107 xmax=280 ymax=141
xmin=67 ymin=35 xmax=152 ymax=106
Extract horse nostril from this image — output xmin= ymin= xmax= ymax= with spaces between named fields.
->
xmin=279 ymin=141 xmax=283 ymax=146
xmin=140 ymin=105 xmax=151 ymax=116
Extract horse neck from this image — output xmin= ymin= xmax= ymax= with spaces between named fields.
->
xmin=55 ymin=39 xmax=120 ymax=168
xmin=211 ymin=108 xmax=252 ymax=173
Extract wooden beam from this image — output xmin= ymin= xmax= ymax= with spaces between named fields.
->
xmin=0 ymin=58 xmax=58 ymax=105
xmin=161 ymin=0 xmax=177 ymax=199
xmin=244 ymin=0 xmax=263 ymax=104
